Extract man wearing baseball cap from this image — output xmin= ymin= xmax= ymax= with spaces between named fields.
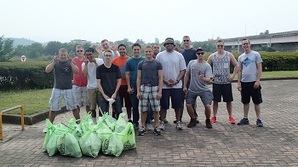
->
xmin=156 ymin=37 xmax=186 ymax=131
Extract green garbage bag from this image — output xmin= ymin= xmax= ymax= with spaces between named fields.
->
xmin=115 ymin=113 xmax=127 ymax=133
xmin=97 ymin=121 xmax=112 ymax=155
xmin=117 ymin=123 xmax=136 ymax=151
xmin=102 ymin=112 xmax=116 ymax=131
xmin=46 ymin=125 xmax=63 ymax=156
xmin=105 ymin=132 xmax=124 ymax=157
xmin=79 ymin=130 xmax=101 ymax=158
xmin=42 ymin=119 xmax=54 ymax=152
xmin=67 ymin=118 xmax=83 ymax=141
xmin=57 ymin=132 xmax=82 ymax=158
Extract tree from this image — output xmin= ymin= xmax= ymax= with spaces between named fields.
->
xmin=45 ymin=41 xmax=63 ymax=55
xmin=25 ymin=42 xmax=44 ymax=58
xmin=0 ymin=36 xmax=15 ymax=62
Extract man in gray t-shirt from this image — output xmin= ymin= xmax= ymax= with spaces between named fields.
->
xmin=183 ymin=47 xmax=213 ymax=129
xmin=237 ymin=38 xmax=263 ymax=127
xmin=45 ymin=48 xmax=80 ymax=124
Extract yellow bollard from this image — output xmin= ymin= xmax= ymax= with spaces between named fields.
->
xmin=0 ymin=112 xmax=3 ymax=140
xmin=20 ymin=106 xmax=24 ymax=130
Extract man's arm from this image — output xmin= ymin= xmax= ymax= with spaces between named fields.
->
xmin=229 ymin=53 xmax=239 ymax=81
xmin=45 ymin=61 xmax=56 ymax=73
xmin=112 ymin=78 xmax=121 ymax=99
xmin=237 ymin=63 xmax=242 ymax=91
xmin=183 ymin=71 xmax=190 ymax=94
xmin=70 ymin=61 xmax=79 ymax=74
xmin=157 ymin=69 xmax=163 ymax=100
xmin=82 ymin=62 xmax=88 ymax=77
xmin=136 ymin=70 xmax=142 ymax=99
xmin=254 ymin=62 xmax=262 ymax=88
xmin=173 ymin=69 xmax=186 ymax=85
xmin=97 ymin=79 xmax=109 ymax=100
xmin=207 ymin=54 xmax=213 ymax=65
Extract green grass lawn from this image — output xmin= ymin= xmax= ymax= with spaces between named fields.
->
xmin=1 ymin=71 xmax=297 ymax=116
xmin=0 ymin=89 xmax=52 ymax=115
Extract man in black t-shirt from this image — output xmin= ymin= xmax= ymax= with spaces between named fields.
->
xmin=96 ymin=50 xmax=122 ymax=119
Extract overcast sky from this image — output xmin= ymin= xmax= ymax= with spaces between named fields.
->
xmin=1 ymin=0 xmax=297 ymax=43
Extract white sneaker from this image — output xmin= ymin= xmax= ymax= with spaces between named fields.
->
xmin=176 ymin=121 xmax=183 ymax=130
xmin=159 ymin=121 xmax=165 ymax=131
xmin=146 ymin=123 xmax=154 ymax=131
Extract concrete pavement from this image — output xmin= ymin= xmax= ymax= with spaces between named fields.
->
xmin=1 ymin=80 xmax=298 ymax=167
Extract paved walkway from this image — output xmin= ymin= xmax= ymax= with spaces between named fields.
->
xmin=1 ymin=80 xmax=298 ymax=167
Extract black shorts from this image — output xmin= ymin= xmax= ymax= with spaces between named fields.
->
xmin=212 ymin=83 xmax=233 ymax=102
xmin=160 ymin=88 xmax=184 ymax=109
xmin=241 ymin=82 xmax=263 ymax=104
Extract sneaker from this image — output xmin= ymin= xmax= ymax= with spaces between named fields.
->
xmin=176 ymin=121 xmax=183 ymax=130
xmin=154 ymin=127 xmax=161 ymax=136
xmin=256 ymin=119 xmax=263 ymax=127
xmin=206 ymin=119 xmax=212 ymax=129
xmin=164 ymin=118 xmax=168 ymax=124
xmin=210 ymin=116 xmax=216 ymax=123
xmin=159 ymin=121 xmax=165 ymax=131
xmin=229 ymin=116 xmax=236 ymax=124
xmin=187 ymin=118 xmax=197 ymax=128
xmin=173 ymin=120 xmax=182 ymax=124
xmin=237 ymin=118 xmax=249 ymax=125
xmin=146 ymin=123 xmax=154 ymax=131
xmin=139 ymin=127 xmax=147 ymax=136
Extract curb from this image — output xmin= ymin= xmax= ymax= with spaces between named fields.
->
xmin=2 ymin=107 xmax=67 ymax=125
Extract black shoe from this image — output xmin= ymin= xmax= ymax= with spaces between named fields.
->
xmin=154 ymin=127 xmax=161 ymax=136
xmin=206 ymin=119 xmax=212 ymax=129
xmin=237 ymin=118 xmax=249 ymax=125
xmin=187 ymin=118 xmax=197 ymax=128
xmin=139 ymin=127 xmax=147 ymax=136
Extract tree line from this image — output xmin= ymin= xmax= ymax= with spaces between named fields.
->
xmin=0 ymin=36 xmax=218 ymax=62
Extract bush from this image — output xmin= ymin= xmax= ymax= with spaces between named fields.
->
xmin=0 ymin=61 xmax=53 ymax=90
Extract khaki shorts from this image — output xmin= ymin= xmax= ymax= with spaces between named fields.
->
xmin=88 ymin=89 xmax=101 ymax=110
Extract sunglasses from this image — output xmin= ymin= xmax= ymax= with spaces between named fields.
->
xmin=76 ymin=50 xmax=84 ymax=53
xmin=197 ymin=52 xmax=204 ymax=55
xmin=183 ymin=40 xmax=190 ymax=42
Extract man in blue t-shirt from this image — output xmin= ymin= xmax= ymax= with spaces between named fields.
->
xmin=125 ymin=43 xmax=145 ymax=128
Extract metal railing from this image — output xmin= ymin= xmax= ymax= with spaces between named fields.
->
xmin=0 ymin=105 xmax=25 ymax=140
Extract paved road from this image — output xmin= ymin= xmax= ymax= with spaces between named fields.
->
xmin=1 ymin=80 xmax=298 ymax=167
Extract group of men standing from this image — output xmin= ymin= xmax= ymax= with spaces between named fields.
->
xmin=45 ymin=36 xmax=264 ymax=137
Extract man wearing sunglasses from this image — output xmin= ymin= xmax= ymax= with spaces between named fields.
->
xmin=184 ymin=48 xmax=213 ymax=129
xmin=73 ymin=45 xmax=89 ymax=112
xmin=82 ymin=48 xmax=104 ymax=124
xmin=178 ymin=36 xmax=199 ymax=124
xmin=207 ymin=40 xmax=239 ymax=124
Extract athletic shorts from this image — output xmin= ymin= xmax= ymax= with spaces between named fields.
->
xmin=49 ymin=88 xmax=77 ymax=111
xmin=139 ymin=85 xmax=160 ymax=112
xmin=241 ymin=82 xmax=263 ymax=104
xmin=186 ymin=89 xmax=213 ymax=105
xmin=160 ymin=88 xmax=184 ymax=109
xmin=212 ymin=83 xmax=233 ymax=102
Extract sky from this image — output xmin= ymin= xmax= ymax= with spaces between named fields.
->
xmin=1 ymin=0 xmax=298 ymax=44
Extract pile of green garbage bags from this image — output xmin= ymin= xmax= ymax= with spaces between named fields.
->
xmin=42 ymin=113 xmax=136 ymax=158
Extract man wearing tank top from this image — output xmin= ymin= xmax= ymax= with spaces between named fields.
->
xmin=207 ymin=39 xmax=239 ymax=124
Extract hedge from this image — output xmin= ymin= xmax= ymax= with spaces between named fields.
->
xmin=0 ymin=61 xmax=53 ymax=90
xmin=1 ymin=52 xmax=298 ymax=90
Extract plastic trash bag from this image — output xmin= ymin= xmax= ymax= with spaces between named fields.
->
xmin=105 ymin=132 xmax=124 ymax=157
xmin=57 ymin=132 xmax=82 ymax=158
xmin=117 ymin=123 xmax=136 ymax=151
xmin=79 ymin=130 xmax=101 ymax=158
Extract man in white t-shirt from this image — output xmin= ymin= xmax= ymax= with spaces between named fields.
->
xmin=82 ymin=48 xmax=104 ymax=124
xmin=156 ymin=37 xmax=186 ymax=131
